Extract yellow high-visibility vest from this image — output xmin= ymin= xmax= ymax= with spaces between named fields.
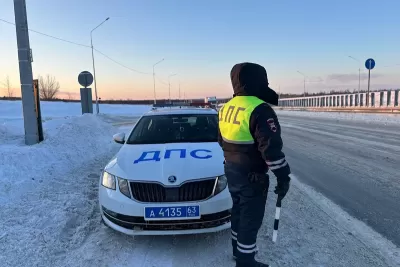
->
xmin=218 ymin=96 xmax=265 ymax=144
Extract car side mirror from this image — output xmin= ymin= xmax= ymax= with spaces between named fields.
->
xmin=113 ymin=133 xmax=125 ymax=144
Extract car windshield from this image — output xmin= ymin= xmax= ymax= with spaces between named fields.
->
xmin=127 ymin=114 xmax=218 ymax=144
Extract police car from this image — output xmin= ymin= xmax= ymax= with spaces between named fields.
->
xmin=99 ymin=106 xmax=232 ymax=235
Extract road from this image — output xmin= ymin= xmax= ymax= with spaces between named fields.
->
xmin=279 ymin=113 xmax=400 ymax=247
xmin=104 ymin=112 xmax=400 ymax=247
xmin=77 ymin=114 xmax=397 ymax=267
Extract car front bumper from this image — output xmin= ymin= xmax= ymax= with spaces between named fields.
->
xmin=98 ymin=183 xmax=232 ymax=236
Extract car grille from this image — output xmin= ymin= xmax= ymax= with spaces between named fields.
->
xmin=129 ymin=179 xmax=216 ymax=202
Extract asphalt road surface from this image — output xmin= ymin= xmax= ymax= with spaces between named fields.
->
xmin=279 ymin=113 xmax=400 ymax=247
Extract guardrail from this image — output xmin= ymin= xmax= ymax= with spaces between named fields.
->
xmin=278 ymin=89 xmax=400 ymax=110
xmin=215 ymin=90 xmax=400 ymax=114
xmin=276 ymin=107 xmax=400 ymax=114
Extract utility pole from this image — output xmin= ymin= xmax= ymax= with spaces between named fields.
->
xmin=178 ymin=80 xmax=181 ymax=100
xmin=14 ymin=0 xmax=39 ymax=145
xmin=168 ymin=73 xmax=177 ymax=104
xmin=278 ymin=84 xmax=281 ymax=98
xmin=297 ymin=71 xmax=307 ymax=106
xmin=152 ymin=58 xmax=164 ymax=105
xmin=297 ymin=71 xmax=307 ymax=97
xmin=278 ymin=85 xmax=281 ymax=106
xmin=348 ymin=56 xmax=361 ymax=94
xmin=90 ymin=17 xmax=110 ymax=114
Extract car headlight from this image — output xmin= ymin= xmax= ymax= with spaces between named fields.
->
xmin=101 ymin=171 xmax=116 ymax=190
xmin=213 ymin=175 xmax=228 ymax=195
xmin=118 ymin=177 xmax=131 ymax=198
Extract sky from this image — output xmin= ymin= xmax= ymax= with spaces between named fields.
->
xmin=1 ymin=0 xmax=400 ymax=100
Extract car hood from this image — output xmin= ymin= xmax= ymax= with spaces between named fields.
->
xmin=104 ymin=142 xmax=224 ymax=185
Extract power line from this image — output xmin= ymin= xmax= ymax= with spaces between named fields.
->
xmin=0 ymin=18 xmax=90 ymax=48
xmin=0 ymin=17 xmax=152 ymax=75
xmin=155 ymin=75 xmax=168 ymax=85
xmin=93 ymin=48 xmax=151 ymax=75
xmin=0 ymin=18 xmax=14 ymax=25
xmin=30 ymin=28 xmax=90 ymax=48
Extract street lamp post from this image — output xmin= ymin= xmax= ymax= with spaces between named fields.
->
xmin=152 ymin=58 xmax=164 ymax=105
xmin=178 ymin=80 xmax=181 ymax=100
xmin=168 ymin=73 xmax=177 ymax=104
xmin=297 ymin=71 xmax=307 ymax=107
xmin=278 ymin=84 xmax=281 ymax=98
xmin=91 ymin=17 xmax=110 ymax=114
xmin=348 ymin=56 xmax=361 ymax=93
xmin=297 ymin=70 xmax=307 ymax=96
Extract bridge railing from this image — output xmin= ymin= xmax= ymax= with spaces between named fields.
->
xmin=278 ymin=90 xmax=400 ymax=109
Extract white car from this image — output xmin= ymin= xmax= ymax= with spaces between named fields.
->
xmin=99 ymin=107 xmax=232 ymax=235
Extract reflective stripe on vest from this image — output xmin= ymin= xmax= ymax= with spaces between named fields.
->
xmin=218 ymin=96 xmax=265 ymax=144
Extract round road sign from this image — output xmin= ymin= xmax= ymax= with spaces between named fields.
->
xmin=365 ymin=58 xmax=375 ymax=70
xmin=78 ymin=71 xmax=94 ymax=87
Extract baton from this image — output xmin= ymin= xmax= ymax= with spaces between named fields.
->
xmin=272 ymin=197 xmax=282 ymax=243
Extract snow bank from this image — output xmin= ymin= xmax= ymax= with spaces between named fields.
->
xmin=286 ymin=176 xmax=400 ymax=267
xmin=0 ymin=119 xmax=23 ymax=144
xmin=0 ymin=114 xmax=123 ymax=267
xmin=0 ymin=114 xmax=118 ymax=201
xmin=276 ymin=109 xmax=400 ymax=125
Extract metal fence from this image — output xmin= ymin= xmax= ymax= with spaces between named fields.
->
xmin=278 ymin=90 xmax=400 ymax=108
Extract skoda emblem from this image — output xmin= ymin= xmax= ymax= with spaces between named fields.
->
xmin=168 ymin=175 xmax=177 ymax=183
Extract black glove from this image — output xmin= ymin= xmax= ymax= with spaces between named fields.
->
xmin=274 ymin=175 xmax=290 ymax=200
xmin=248 ymin=172 xmax=269 ymax=196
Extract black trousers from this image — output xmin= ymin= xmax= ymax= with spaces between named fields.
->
xmin=224 ymin=162 xmax=269 ymax=266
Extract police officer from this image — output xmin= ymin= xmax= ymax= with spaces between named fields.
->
xmin=218 ymin=62 xmax=291 ymax=267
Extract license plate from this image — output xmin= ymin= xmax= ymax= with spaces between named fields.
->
xmin=144 ymin=205 xmax=200 ymax=221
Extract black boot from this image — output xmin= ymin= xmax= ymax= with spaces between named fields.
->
xmin=235 ymin=259 xmax=268 ymax=267
xmin=233 ymin=249 xmax=258 ymax=261
xmin=232 ymin=239 xmax=238 ymax=261
xmin=253 ymin=260 xmax=269 ymax=267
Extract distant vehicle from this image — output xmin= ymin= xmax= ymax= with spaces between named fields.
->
xmin=216 ymin=103 xmax=225 ymax=111
xmin=99 ymin=106 xmax=232 ymax=235
xmin=204 ymin=96 xmax=217 ymax=104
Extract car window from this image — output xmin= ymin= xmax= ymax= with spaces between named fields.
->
xmin=127 ymin=114 xmax=218 ymax=144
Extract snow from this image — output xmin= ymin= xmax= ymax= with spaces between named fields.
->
xmin=0 ymin=100 xmax=151 ymax=144
xmin=0 ymin=100 xmax=399 ymax=267
xmin=276 ymin=109 xmax=400 ymax=125
xmin=0 ymin=100 xmax=152 ymax=119
xmin=288 ymin=176 xmax=400 ymax=267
